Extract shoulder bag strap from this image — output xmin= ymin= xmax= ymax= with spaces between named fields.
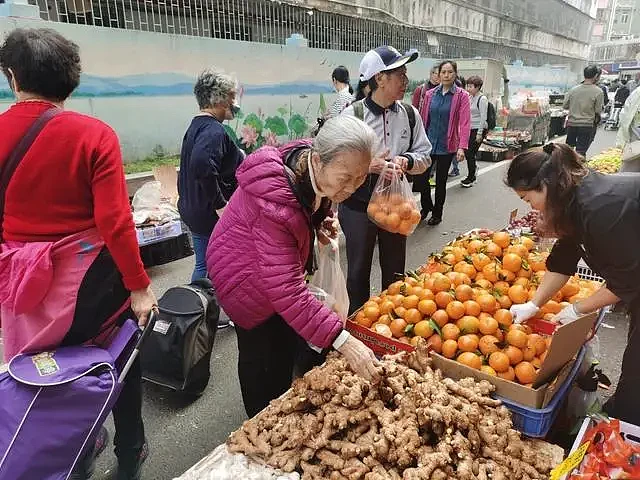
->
xmin=0 ymin=107 xmax=62 ymax=242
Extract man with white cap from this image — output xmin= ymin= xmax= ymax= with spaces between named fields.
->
xmin=340 ymin=46 xmax=432 ymax=314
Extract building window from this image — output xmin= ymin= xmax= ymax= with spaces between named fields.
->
xmin=622 ymin=13 xmax=629 ymax=23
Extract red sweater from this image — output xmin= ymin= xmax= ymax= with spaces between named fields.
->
xmin=0 ymin=101 xmax=150 ymax=291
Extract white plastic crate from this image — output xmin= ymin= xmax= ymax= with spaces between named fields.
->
xmin=576 ymin=259 xmax=604 ymax=283
xmin=136 ymin=220 xmax=182 ymax=246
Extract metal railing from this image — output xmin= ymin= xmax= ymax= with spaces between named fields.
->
xmin=33 ymin=0 xmax=432 ymax=54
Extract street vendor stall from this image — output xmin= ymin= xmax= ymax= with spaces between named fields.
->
xmin=176 ymin=225 xmax=613 ymax=479
xmin=479 ymin=129 xmax=532 ymax=162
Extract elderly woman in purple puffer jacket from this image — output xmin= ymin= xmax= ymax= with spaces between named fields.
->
xmin=207 ymin=116 xmax=380 ymax=417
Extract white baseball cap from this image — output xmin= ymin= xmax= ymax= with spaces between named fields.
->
xmin=359 ymin=46 xmax=419 ymax=82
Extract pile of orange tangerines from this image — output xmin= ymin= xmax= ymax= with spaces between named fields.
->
xmin=353 ymin=230 xmax=602 ymax=386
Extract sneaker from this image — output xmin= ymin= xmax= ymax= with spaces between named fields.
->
xmin=69 ymin=427 xmax=109 ymax=479
xmin=427 ymin=216 xmax=442 ymax=226
xmin=461 ymin=177 xmax=477 ymax=188
xmin=217 ymin=312 xmax=234 ymax=329
xmin=448 ymin=170 xmax=460 ymax=177
xmin=117 ymin=443 xmax=149 ymax=480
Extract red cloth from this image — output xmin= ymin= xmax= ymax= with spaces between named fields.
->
xmin=0 ymin=101 xmax=149 ymax=291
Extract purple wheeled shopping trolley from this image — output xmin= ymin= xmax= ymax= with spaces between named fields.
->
xmin=0 ymin=313 xmax=155 ymax=480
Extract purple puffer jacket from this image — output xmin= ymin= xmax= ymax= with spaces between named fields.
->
xmin=206 ymin=141 xmax=343 ymax=348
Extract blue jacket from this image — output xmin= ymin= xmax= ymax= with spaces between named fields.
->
xmin=178 ymin=116 xmax=243 ymax=235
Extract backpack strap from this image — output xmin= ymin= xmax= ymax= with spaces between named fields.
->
xmin=0 ymin=107 xmax=62 ymax=242
xmin=352 ymin=100 xmax=365 ymax=121
xmin=401 ymin=102 xmax=416 ymax=151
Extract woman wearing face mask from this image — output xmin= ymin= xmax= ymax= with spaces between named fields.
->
xmin=417 ymin=60 xmax=471 ymax=225
xmin=178 ymin=69 xmax=244 ymax=293
xmin=207 ymin=116 xmax=380 ymax=417
xmin=327 ymin=66 xmax=354 ymax=117
xmin=506 ymin=142 xmax=640 ymax=427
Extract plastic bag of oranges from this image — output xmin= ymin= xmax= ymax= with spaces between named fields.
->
xmin=366 ymin=163 xmax=421 ymax=236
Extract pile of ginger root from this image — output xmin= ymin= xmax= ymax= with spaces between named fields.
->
xmin=227 ymin=341 xmax=563 ymax=480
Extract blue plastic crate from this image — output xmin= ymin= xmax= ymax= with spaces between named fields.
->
xmin=497 ymin=345 xmax=586 ymax=438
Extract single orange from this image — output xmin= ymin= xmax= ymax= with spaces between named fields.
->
xmin=379 ymin=300 xmax=395 ymax=315
xmin=477 ymin=294 xmax=498 ymax=313
xmin=387 ymin=281 xmax=404 ymax=296
xmin=394 ymin=306 xmax=407 ymax=319
xmin=404 ymin=308 xmax=423 ymax=325
xmin=432 ymin=310 xmax=450 ymax=328
xmin=515 ymin=362 xmax=537 ymax=384
xmin=514 ymin=277 xmax=530 ymax=288
xmin=426 ymin=334 xmax=443 ymax=353
xmin=458 ymin=334 xmax=479 ymax=353
xmin=523 ymin=345 xmax=537 ymax=362
xmin=479 ymin=316 xmax=499 ymax=335
xmin=389 ymin=318 xmax=408 ymax=338
xmin=402 ymin=295 xmax=420 ymax=310
xmin=455 ymin=284 xmax=474 ymax=302
xmin=377 ymin=314 xmax=392 ymax=326
xmin=479 ymin=335 xmax=500 ymax=356
xmin=489 ymin=351 xmax=510 ymax=373
xmin=492 ymin=231 xmax=512 ymax=249
xmin=442 ymin=339 xmax=458 ymax=359
xmin=456 ymin=315 xmax=480 ymax=334
xmin=355 ymin=310 xmax=372 ymax=328
xmin=494 ymin=309 xmax=513 ymax=328
xmin=508 ymin=284 xmax=528 ymax=304
xmin=418 ymin=299 xmax=437 ymax=316
xmin=446 ymin=301 xmax=466 ymax=320
xmin=485 ymin=242 xmax=503 ymax=258
xmin=528 ymin=334 xmax=548 ymax=356
xmin=481 ymin=365 xmax=497 ymax=376
xmin=413 ymin=320 xmax=434 ymax=338
xmin=502 ymin=253 xmax=523 ymax=273
xmin=497 ymin=295 xmax=513 ymax=309
xmin=504 ymin=345 xmax=524 ymax=366
xmin=442 ymin=323 xmax=461 ymax=341
xmin=433 ymin=275 xmax=452 ymax=293
xmin=457 ymin=352 xmax=482 ymax=370
xmin=506 ymin=329 xmax=528 ymax=349
xmin=364 ymin=305 xmax=380 ymax=321
xmin=419 ymin=288 xmax=436 ymax=301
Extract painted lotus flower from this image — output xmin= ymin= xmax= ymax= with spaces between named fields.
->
xmin=264 ymin=129 xmax=279 ymax=147
xmin=240 ymin=125 xmax=259 ymax=148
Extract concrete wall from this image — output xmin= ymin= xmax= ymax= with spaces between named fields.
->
xmin=0 ymin=18 xmax=581 ymax=161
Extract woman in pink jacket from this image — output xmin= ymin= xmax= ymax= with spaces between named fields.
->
xmin=207 ymin=116 xmax=380 ymax=417
xmin=416 ymin=60 xmax=471 ymax=225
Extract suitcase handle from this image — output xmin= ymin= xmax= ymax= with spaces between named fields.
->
xmin=118 ymin=310 xmax=157 ymax=383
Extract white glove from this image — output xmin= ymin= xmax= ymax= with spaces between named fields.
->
xmin=336 ymin=334 xmax=380 ymax=382
xmin=554 ymin=304 xmax=581 ymax=325
xmin=510 ymin=301 xmax=539 ymax=324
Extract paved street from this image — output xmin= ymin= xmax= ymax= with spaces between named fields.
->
xmin=93 ymin=128 xmax=628 ymax=479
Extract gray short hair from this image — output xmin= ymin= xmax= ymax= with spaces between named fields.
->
xmin=313 ymin=115 xmax=377 ymax=164
xmin=194 ymin=68 xmax=237 ymax=109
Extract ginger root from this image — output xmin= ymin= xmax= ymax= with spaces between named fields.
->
xmin=227 ymin=340 xmax=563 ymax=479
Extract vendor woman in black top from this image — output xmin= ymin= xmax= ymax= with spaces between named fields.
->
xmin=507 ymin=142 xmax=640 ymax=426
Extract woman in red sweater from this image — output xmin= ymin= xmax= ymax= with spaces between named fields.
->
xmin=0 ymin=29 xmax=155 ymax=480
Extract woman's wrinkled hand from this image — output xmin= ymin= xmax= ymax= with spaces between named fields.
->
xmin=130 ymin=285 xmax=158 ymax=327
xmin=317 ymin=215 xmax=339 ymax=245
xmin=336 ymin=335 xmax=380 ymax=382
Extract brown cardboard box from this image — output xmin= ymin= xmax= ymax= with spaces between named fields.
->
xmin=431 ymin=312 xmax=595 ymax=409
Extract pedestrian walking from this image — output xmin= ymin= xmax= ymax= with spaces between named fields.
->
xmin=327 ymin=66 xmax=354 ymax=117
xmin=0 ymin=28 xmax=154 ymax=480
xmin=461 ymin=75 xmax=489 ymax=187
xmin=340 ymin=46 xmax=431 ymax=313
xmin=177 ymin=69 xmax=244 ymax=284
xmin=508 ymin=142 xmax=640 ymax=428
xmin=417 ymin=60 xmax=471 ymax=225
xmin=206 ymin=116 xmax=380 ymax=417
xmin=411 ymin=65 xmax=440 ymax=110
xmin=564 ymin=65 xmax=604 ymax=157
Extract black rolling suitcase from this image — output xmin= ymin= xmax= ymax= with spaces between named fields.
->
xmin=141 ymin=279 xmax=220 ymax=395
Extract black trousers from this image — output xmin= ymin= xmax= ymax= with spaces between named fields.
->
xmin=566 ymin=125 xmax=594 ymax=157
xmin=604 ymin=300 xmax=640 ymax=426
xmin=465 ymin=129 xmax=485 ymax=180
xmin=421 ymin=153 xmax=455 ymax=219
xmin=236 ymin=314 xmax=326 ymax=418
xmin=338 ymin=204 xmax=407 ymax=314
xmin=62 ymin=248 xmax=145 ymax=464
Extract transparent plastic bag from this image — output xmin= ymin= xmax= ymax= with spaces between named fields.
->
xmin=366 ymin=163 xmax=421 ymax=236
xmin=309 ymin=237 xmax=349 ymax=322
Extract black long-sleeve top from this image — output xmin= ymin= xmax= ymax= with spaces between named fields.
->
xmin=546 ymin=172 xmax=640 ymax=305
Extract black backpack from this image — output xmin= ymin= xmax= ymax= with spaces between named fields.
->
xmin=478 ymin=95 xmax=497 ymax=131
xmin=141 ymin=278 xmax=220 ymax=395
